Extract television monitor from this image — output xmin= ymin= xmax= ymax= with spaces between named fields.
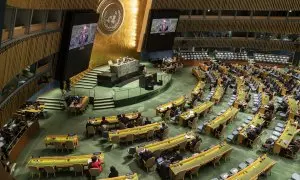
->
xmin=150 ymin=18 xmax=178 ymax=35
xmin=69 ymin=23 xmax=97 ymax=50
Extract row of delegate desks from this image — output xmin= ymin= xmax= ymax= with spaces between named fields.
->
xmin=169 ymin=143 xmax=233 ymax=177
xmin=179 ymin=101 xmax=215 ymax=126
xmin=108 ymin=122 xmax=162 ymax=141
xmin=237 ymin=113 xmax=265 ymax=144
xmin=192 ymin=68 xmax=205 ymax=80
xmin=234 ymin=77 xmax=248 ymax=108
xmin=251 ymin=76 xmax=265 ymax=93
xmin=273 ymin=120 xmax=299 ymax=154
xmin=226 ymin=154 xmax=276 ymax=180
xmin=100 ymin=173 xmax=138 ymax=180
xmin=27 ymin=153 xmax=104 ymax=168
xmin=44 ymin=135 xmax=79 ymax=147
xmin=205 ymin=107 xmax=239 ymax=135
xmin=258 ymin=93 xmax=270 ymax=114
xmin=156 ymin=96 xmax=186 ymax=114
xmin=87 ymin=112 xmax=139 ymax=127
xmin=191 ymin=81 xmax=205 ymax=97
xmin=212 ymin=85 xmax=225 ymax=104
xmin=288 ymin=97 xmax=299 ymax=119
xmin=139 ymin=132 xmax=195 ymax=153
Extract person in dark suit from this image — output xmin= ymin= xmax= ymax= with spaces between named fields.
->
xmin=140 ymin=149 xmax=154 ymax=162
xmin=108 ymin=166 xmax=119 ymax=178
xmin=157 ymin=123 xmax=168 ymax=140
xmin=144 ymin=117 xmax=152 ymax=125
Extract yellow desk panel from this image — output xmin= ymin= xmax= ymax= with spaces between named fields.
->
xmin=237 ymin=114 xmax=265 ymax=144
xmin=170 ymin=143 xmax=232 ymax=175
xmin=109 ymin=123 xmax=161 ymax=140
xmin=288 ymin=97 xmax=298 ymax=119
xmin=44 ymin=135 xmax=78 ymax=145
xmin=143 ymin=133 xmax=195 ymax=153
xmin=156 ymin=96 xmax=185 ymax=113
xmin=88 ymin=113 xmax=139 ymax=126
xmin=206 ymin=107 xmax=239 ymax=133
xmin=192 ymin=81 xmax=205 ymax=96
xmin=227 ymin=155 xmax=276 ymax=180
xmin=27 ymin=153 xmax=104 ymax=168
xmin=179 ymin=101 xmax=214 ymax=125
xmin=273 ymin=120 xmax=299 ymax=154
xmin=99 ymin=173 xmax=138 ymax=180
xmin=212 ymin=85 xmax=224 ymax=102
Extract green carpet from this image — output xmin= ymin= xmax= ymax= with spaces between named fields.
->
xmin=13 ymin=67 xmax=300 ymax=180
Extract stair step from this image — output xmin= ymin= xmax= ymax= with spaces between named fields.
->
xmin=88 ymin=72 xmax=100 ymax=76
xmin=82 ymin=77 xmax=97 ymax=81
xmin=45 ymin=103 xmax=64 ymax=107
xmin=38 ymin=97 xmax=63 ymax=101
xmin=94 ymin=97 xmax=114 ymax=101
xmin=91 ymin=69 xmax=105 ymax=73
xmin=78 ymin=79 xmax=97 ymax=84
xmin=94 ymin=99 xmax=114 ymax=103
xmin=37 ymin=99 xmax=64 ymax=104
xmin=93 ymin=105 xmax=115 ymax=110
xmin=45 ymin=106 xmax=64 ymax=110
xmin=76 ymin=82 xmax=96 ymax=86
xmin=84 ymin=74 xmax=97 ymax=79
xmin=94 ymin=102 xmax=115 ymax=106
xmin=73 ymin=85 xmax=94 ymax=89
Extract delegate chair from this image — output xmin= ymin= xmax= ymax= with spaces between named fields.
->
xmin=126 ymin=134 xmax=135 ymax=145
xmin=54 ymin=142 xmax=64 ymax=152
xmin=73 ymin=164 xmax=84 ymax=176
xmin=44 ymin=166 xmax=56 ymax=178
xmin=189 ymin=166 xmax=200 ymax=179
xmin=144 ymin=157 xmax=156 ymax=172
xmin=89 ymin=168 xmax=101 ymax=177
xmin=28 ymin=166 xmax=40 ymax=178
xmin=65 ymin=141 xmax=76 ymax=152
xmin=174 ymin=170 xmax=187 ymax=180
xmin=87 ymin=126 xmax=96 ymax=137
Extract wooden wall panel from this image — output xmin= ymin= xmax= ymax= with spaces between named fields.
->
xmin=177 ymin=20 xmax=300 ymax=34
xmin=0 ymin=79 xmax=39 ymax=127
xmin=174 ymin=38 xmax=300 ymax=52
xmin=7 ymin=0 xmax=98 ymax=10
xmin=152 ymin=0 xmax=300 ymax=11
xmin=0 ymin=32 xmax=61 ymax=90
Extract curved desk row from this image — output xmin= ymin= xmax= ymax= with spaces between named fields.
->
xmin=205 ymin=107 xmax=239 ymax=135
xmin=108 ymin=123 xmax=162 ymax=141
xmin=227 ymin=154 xmax=276 ymax=180
xmin=140 ymin=132 xmax=195 ymax=153
xmin=27 ymin=153 xmax=104 ymax=168
xmin=99 ymin=173 xmax=138 ymax=180
xmin=179 ymin=101 xmax=214 ymax=126
xmin=170 ymin=143 xmax=232 ymax=177
xmin=156 ymin=96 xmax=186 ymax=114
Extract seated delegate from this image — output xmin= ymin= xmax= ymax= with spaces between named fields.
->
xmin=88 ymin=155 xmax=103 ymax=172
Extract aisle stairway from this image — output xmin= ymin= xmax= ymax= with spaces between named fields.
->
xmin=37 ymin=97 xmax=65 ymax=110
xmin=93 ymin=97 xmax=115 ymax=110
xmin=73 ymin=69 xmax=104 ymax=89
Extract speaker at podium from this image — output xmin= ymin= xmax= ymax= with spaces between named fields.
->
xmin=139 ymin=73 xmax=158 ymax=90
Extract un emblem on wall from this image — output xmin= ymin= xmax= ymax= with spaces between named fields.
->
xmin=97 ymin=0 xmax=124 ymax=35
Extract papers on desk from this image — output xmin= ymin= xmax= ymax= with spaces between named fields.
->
xmin=185 ymin=134 xmax=194 ymax=139
xmin=87 ymin=159 xmax=92 ymax=164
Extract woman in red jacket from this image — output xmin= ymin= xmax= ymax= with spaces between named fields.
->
xmin=88 ymin=156 xmax=103 ymax=172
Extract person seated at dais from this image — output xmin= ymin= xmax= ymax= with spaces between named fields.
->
xmin=187 ymin=134 xmax=202 ymax=151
